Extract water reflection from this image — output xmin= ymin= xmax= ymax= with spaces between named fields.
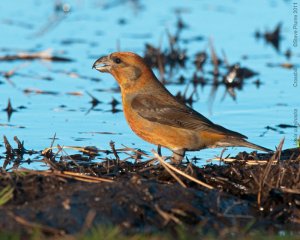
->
xmin=0 ymin=0 xmax=297 ymax=169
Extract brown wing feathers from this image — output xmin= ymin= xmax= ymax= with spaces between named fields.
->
xmin=131 ymin=94 xmax=247 ymax=139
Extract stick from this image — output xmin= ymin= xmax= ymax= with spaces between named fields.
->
xmin=152 ymin=151 xmax=214 ymax=189
xmin=154 ymin=152 xmax=187 ymax=188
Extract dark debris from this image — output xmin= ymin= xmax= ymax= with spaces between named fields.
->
xmin=0 ymin=136 xmax=299 ymax=236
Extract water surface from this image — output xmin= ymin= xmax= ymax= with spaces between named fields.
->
xmin=0 ymin=0 xmax=298 ymax=169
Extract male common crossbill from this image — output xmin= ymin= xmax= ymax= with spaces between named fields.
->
xmin=93 ymin=52 xmax=271 ymax=163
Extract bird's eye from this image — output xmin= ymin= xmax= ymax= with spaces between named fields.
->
xmin=114 ymin=58 xmax=121 ymax=64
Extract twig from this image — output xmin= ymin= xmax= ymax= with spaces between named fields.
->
xmin=154 ymin=152 xmax=187 ymax=188
xmin=152 ymin=150 xmax=214 ymax=189
xmin=80 ymin=209 xmax=97 ymax=235
xmin=0 ymin=186 xmax=14 ymax=206
xmin=42 ymin=145 xmax=101 ymax=155
xmin=15 ymin=169 xmax=113 ymax=183
xmin=215 ymin=158 xmax=280 ymax=165
xmin=110 ymin=141 xmax=120 ymax=165
xmin=3 ymin=135 xmax=15 ymax=158
xmin=121 ymin=145 xmax=150 ymax=158
xmin=280 ymin=187 xmax=300 ymax=194
xmin=209 ymin=38 xmax=219 ymax=77
xmin=257 ymin=138 xmax=284 ymax=206
xmin=218 ymin=147 xmax=228 ymax=165
xmin=42 ymin=156 xmax=60 ymax=171
xmin=8 ymin=212 xmax=65 ymax=235
xmin=154 ymin=204 xmax=182 ymax=225
xmin=13 ymin=136 xmax=25 ymax=155
xmin=58 ymin=144 xmax=82 ymax=169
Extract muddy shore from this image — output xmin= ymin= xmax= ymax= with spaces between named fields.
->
xmin=0 ymin=142 xmax=299 ymax=238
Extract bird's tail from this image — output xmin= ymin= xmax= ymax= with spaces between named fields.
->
xmin=231 ymin=138 xmax=273 ymax=152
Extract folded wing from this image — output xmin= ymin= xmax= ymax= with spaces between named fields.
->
xmin=131 ymin=94 xmax=247 ymax=139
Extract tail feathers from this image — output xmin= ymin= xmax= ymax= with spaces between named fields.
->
xmin=231 ymin=138 xmax=273 ymax=152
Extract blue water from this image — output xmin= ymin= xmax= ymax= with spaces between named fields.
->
xmin=0 ymin=0 xmax=299 ymax=169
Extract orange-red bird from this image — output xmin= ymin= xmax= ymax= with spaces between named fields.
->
xmin=93 ymin=52 xmax=271 ymax=163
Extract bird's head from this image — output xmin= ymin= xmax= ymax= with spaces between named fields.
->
xmin=93 ymin=52 xmax=153 ymax=91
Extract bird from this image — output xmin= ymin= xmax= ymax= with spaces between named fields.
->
xmin=93 ymin=52 xmax=272 ymax=163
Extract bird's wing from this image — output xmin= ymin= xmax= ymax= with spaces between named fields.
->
xmin=131 ymin=94 xmax=247 ymax=139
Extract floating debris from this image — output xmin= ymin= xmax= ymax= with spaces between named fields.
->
xmin=0 ymin=49 xmax=73 ymax=62
xmin=23 ymin=88 xmax=59 ymax=95
xmin=224 ymin=63 xmax=258 ymax=86
xmin=194 ymin=51 xmax=207 ymax=71
xmin=277 ymin=124 xmax=297 ymax=129
xmin=109 ymin=97 xmax=121 ymax=113
xmin=86 ymin=91 xmax=102 ymax=114
xmin=3 ymin=99 xmax=16 ymax=122
xmin=255 ymin=23 xmax=282 ymax=52
xmin=260 ymin=125 xmax=285 ymax=137
xmin=66 ymin=92 xmax=83 ymax=96
xmin=266 ymin=62 xmax=297 ymax=69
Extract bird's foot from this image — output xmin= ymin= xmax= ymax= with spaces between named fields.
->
xmin=171 ymin=149 xmax=185 ymax=165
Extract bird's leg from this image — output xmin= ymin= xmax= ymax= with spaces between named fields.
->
xmin=157 ymin=144 xmax=162 ymax=156
xmin=171 ymin=149 xmax=186 ymax=164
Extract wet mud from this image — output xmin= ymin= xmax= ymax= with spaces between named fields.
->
xmin=0 ymin=139 xmax=299 ymax=237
